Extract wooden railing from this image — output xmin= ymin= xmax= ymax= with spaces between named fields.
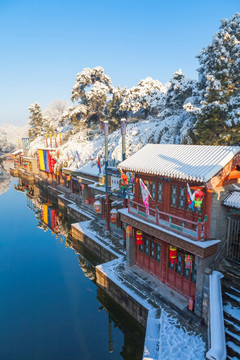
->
xmin=128 ymin=199 xmax=207 ymax=241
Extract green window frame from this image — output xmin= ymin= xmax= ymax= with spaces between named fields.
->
xmin=191 ymin=262 xmax=197 ymax=283
xmin=169 ymin=261 xmax=175 ymax=271
xmin=150 ymin=241 xmax=155 ymax=259
xmin=170 ymin=185 xmax=177 ymax=207
xmin=155 ymin=243 xmax=161 ymax=263
xmin=144 ymin=238 xmax=149 ymax=255
xmin=139 ymin=244 xmax=143 ymax=253
xmin=178 ymin=186 xmax=185 ymax=210
xmin=176 ymin=253 xmax=183 ymax=275
xmin=157 ymin=183 xmax=163 ymax=203
xmin=151 ymin=182 xmax=156 ymax=200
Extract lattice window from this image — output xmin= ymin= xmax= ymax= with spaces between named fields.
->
xmin=176 ymin=253 xmax=183 ymax=275
xmin=178 ymin=187 xmax=185 ymax=210
xmin=157 ymin=183 xmax=163 ymax=203
xmin=191 ymin=262 xmax=197 ymax=283
xmin=144 ymin=238 xmax=149 ymax=255
xmin=151 ymin=181 xmax=156 ymax=200
xmin=170 ymin=185 xmax=177 ymax=207
xmin=155 ymin=243 xmax=161 ymax=263
xmin=150 ymin=241 xmax=155 ymax=259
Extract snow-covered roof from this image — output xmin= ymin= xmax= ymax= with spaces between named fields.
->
xmin=118 ymin=144 xmax=240 ymax=183
xmin=223 ymin=191 xmax=240 ymax=209
xmin=12 ymin=149 xmax=23 ymax=156
xmin=77 ymin=162 xmax=99 ymax=177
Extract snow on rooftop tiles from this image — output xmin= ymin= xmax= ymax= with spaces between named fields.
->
xmin=77 ymin=161 xmax=99 ymax=177
xmin=118 ymin=144 xmax=240 ymax=183
xmin=223 ymin=191 xmax=240 ymax=209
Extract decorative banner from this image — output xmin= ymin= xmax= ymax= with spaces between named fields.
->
xmin=39 ymin=150 xmax=45 ymax=171
xmin=103 ymin=121 xmax=108 ymax=136
xmin=71 ymin=150 xmax=76 ymax=162
xmin=76 ymin=150 xmax=80 ymax=162
xmin=126 ymin=225 xmax=133 ymax=237
xmin=43 ymin=150 xmax=49 ymax=172
xmin=194 ymin=189 xmax=204 ymax=208
xmin=120 ymin=118 xmax=127 ymax=135
xmin=110 ymin=208 xmax=118 ymax=223
xmin=94 ymin=200 xmax=101 ymax=214
xmin=120 ymin=170 xmax=129 ymax=189
xmin=139 ymin=178 xmax=151 ymax=216
xmin=185 ymin=254 xmax=193 ymax=270
xmin=97 ymin=157 xmax=101 ymax=174
xmin=186 ymin=183 xmax=195 ymax=212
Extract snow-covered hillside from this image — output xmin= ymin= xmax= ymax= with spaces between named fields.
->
xmin=28 ymin=115 xmax=193 ymax=171
xmin=0 ymin=123 xmax=29 ymax=150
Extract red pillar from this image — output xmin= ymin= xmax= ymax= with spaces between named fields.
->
xmin=106 ymin=194 xmax=110 ymax=231
xmin=204 ymin=190 xmax=212 ymax=239
xmin=161 ymin=241 xmax=168 ymax=284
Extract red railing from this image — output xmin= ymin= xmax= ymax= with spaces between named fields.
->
xmin=128 ymin=199 xmax=207 ymax=241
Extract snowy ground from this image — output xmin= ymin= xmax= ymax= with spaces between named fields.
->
xmin=97 ymin=258 xmax=206 ymax=360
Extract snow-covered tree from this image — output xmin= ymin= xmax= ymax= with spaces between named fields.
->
xmin=43 ymin=100 xmax=69 ymax=131
xmin=120 ymin=77 xmax=165 ymax=119
xmin=71 ymin=66 xmax=113 ymax=126
xmin=28 ymin=102 xmax=44 ymax=140
xmin=193 ymin=13 xmax=240 ymax=144
xmin=107 ymin=86 xmax=127 ymax=129
xmin=164 ymin=70 xmax=194 ymax=113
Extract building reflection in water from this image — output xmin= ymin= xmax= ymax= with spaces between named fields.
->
xmin=15 ymin=180 xmax=145 ymax=359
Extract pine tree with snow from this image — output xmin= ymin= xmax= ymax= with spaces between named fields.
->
xmin=71 ymin=66 xmax=113 ymax=126
xmin=194 ymin=13 xmax=240 ymax=144
xmin=164 ymin=70 xmax=194 ymax=112
xmin=120 ymin=77 xmax=165 ymax=119
xmin=107 ymin=86 xmax=127 ymax=130
xmin=28 ymin=102 xmax=45 ymax=140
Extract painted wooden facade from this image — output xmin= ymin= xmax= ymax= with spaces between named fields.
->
xmin=118 ymin=144 xmax=240 ymax=314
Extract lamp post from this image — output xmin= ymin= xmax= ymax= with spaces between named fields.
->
xmin=121 ymin=118 xmax=126 ymax=161
xmin=103 ymin=121 xmax=110 ymax=232
xmin=121 ymin=118 xmax=127 ymax=244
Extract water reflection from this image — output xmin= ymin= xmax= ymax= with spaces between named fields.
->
xmin=9 ymin=178 xmax=145 ymax=359
xmin=0 ymin=171 xmax=10 ymax=196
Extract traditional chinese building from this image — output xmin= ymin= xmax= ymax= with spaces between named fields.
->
xmin=118 ymin=144 xmax=240 ymax=317
xmin=222 ymin=188 xmax=240 ymax=264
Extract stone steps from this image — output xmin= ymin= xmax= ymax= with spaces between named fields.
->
xmin=220 ymin=260 xmax=240 ymax=360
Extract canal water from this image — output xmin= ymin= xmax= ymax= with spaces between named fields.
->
xmin=0 ymin=177 xmax=144 ymax=360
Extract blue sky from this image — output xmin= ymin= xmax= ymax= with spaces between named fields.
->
xmin=0 ymin=0 xmax=239 ymax=126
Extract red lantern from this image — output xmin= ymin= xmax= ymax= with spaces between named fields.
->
xmin=169 ymin=246 xmax=177 ymax=264
xmin=194 ymin=189 xmax=204 ymax=208
xmin=110 ymin=208 xmax=118 ymax=223
xmin=94 ymin=200 xmax=101 ymax=214
xmin=136 ymin=231 xmax=143 ymax=245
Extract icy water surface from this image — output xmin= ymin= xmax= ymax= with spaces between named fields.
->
xmin=0 ymin=178 xmax=144 ymax=360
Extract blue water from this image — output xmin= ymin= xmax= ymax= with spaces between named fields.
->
xmin=0 ymin=179 xmax=144 ymax=360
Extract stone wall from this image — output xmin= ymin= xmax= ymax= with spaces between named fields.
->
xmin=71 ymin=224 xmax=117 ymax=263
xmin=96 ymin=267 xmax=148 ymax=328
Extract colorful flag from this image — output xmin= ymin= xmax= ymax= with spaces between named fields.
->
xmin=71 ymin=150 xmax=75 ymax=162
xmin=139 ymin=178 xmax=151 ymax=216
xmin=186 ymin=183 xmax=195 ymax=212
xmin=76 ymin=150 xmax=80 ymax=162
xmin=97 ymin=157 xmax=101 ymax=174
